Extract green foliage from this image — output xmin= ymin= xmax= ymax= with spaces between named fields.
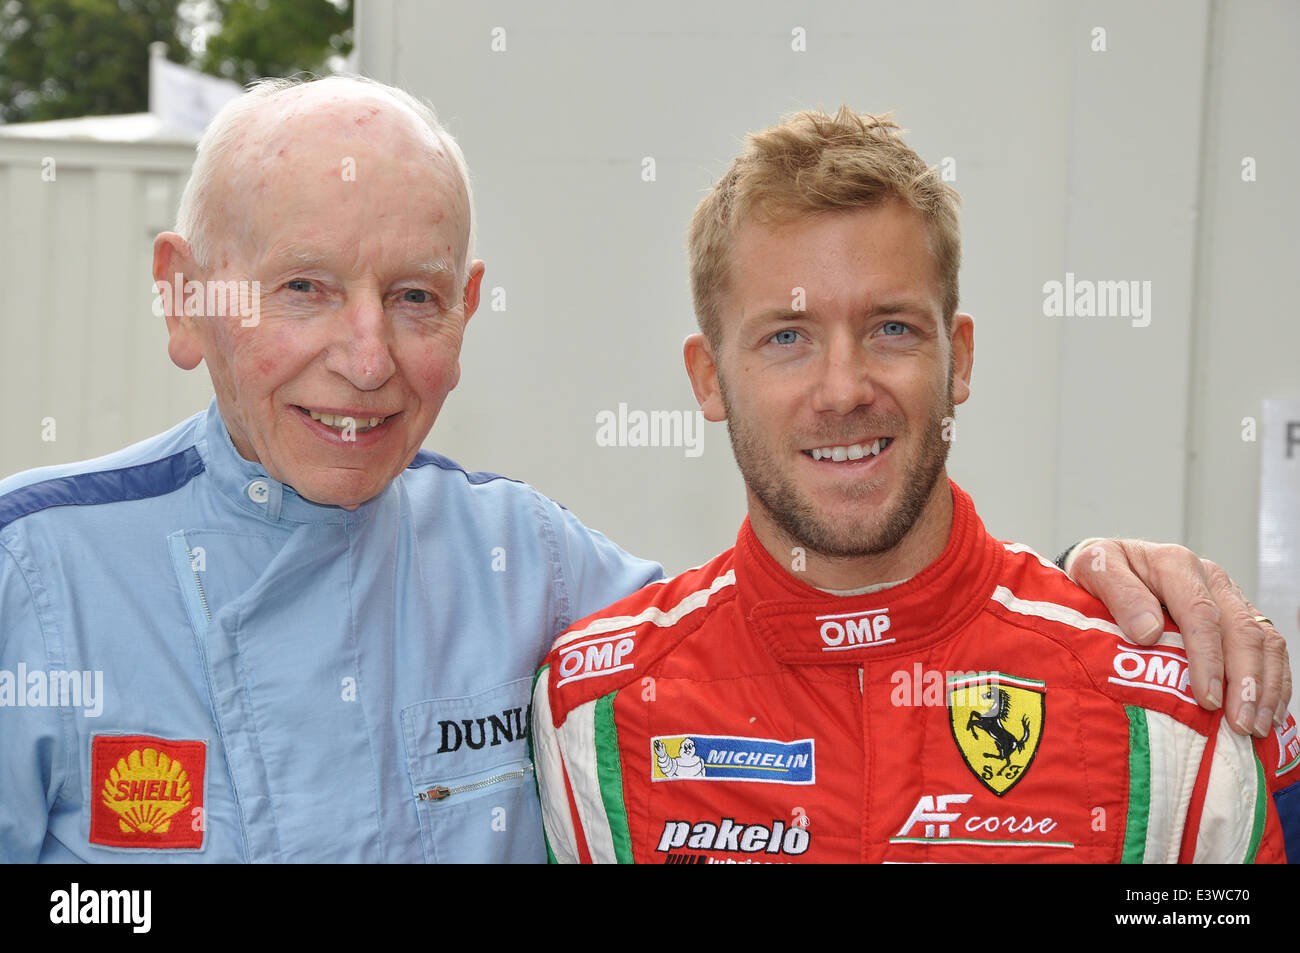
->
xmin=0 ymin=0 xmax=185 ymax=123
xmin=200 ymin=0 xmax=353 ymax=87
xmin=0 ymin=0 xmax=352 ymax=124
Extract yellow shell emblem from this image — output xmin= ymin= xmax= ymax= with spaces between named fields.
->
xmin=100 ymin=747 xmax=192 ymax=833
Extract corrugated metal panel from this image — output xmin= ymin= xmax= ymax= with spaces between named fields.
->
xmin=0 ymin=137 xmax=213 ymax=481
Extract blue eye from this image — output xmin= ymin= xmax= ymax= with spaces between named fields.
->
xmin=286 ymin=279 xmax=315 ymax=293
xmin=882 ymin=321 xmax=908 ymax=336
xmin=400 ymin=289 xmax=447 ymax=310
xmin=771 ymin=328 xmax=800 ymax=345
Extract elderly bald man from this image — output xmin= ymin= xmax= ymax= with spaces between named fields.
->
xmin=0 ymin=75 xmax=1286 ymax=863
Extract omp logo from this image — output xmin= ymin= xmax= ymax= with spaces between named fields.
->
xmin=657 ymin=817 xmax=810 ymax=856
xmin=555 ymin=632 xmax=636 ymax=687
xmin=651 ymin=734 xmax=814 ymax=784
xmin=891 ymin=794 xmax=1072 ymax=849
xmin=1108 ymin=644 xmax=1193 ymax=704
xmin=817 ymin=608 xmax=892 ymax=652
xmin=1276 ymin=712 xmax=1300 ymax=776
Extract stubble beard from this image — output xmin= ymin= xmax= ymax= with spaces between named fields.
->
xmin=720 ymin=375 xmax=954 ymax=560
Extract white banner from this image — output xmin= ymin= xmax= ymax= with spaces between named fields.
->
xmin=149 ymin=56 xmax=243 ymax=133
xmin=1258 ymin=399 xmax=1300 ymax=706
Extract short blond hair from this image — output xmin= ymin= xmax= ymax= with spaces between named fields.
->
xmin=688 ymin=106 xmax=960 ymax=345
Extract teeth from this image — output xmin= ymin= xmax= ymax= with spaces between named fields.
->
xmin=809 ymin=438 xmax=891 ymax=462
xmin=305 ymin=408 xmax=386 ymax=433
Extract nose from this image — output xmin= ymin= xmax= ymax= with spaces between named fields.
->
xmin=326 ymin=289 xmax=397 ymax=390
xmin=810 ymin=329 xmax=876 ymax=415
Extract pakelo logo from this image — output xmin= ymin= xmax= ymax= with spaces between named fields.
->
xmin=657 ymin=817 xmax=810 ymax=860
xmin=1276 ymin=712 xmax=1300 ymax=777
xmin=90 ymin=736 xmax=205 ymax=849
xmin=1108 ymin=644 xmax=1193 ymax=704
xmin=817 ymin=608 xmax=892 ymax=652
xmin=890 ymin=793 xmax=1073 ymax=849
xmin=554 ymin=631 xmax=636 ymax=687
xmin=651 ymin=734 xmax=814 ymax=784
xmin=948 ymin=672 xmax=1044 ymax=795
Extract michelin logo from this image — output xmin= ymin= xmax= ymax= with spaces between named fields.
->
xmin=651 ymin=734 xmax=814 ymax=784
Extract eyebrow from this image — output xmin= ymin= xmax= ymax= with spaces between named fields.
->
xmin=408 ymin=259 xmax=459 ymax=283
xmin=746 ymin=299 xmax=934 ymax=325
xmin=262 ymin=250 xmax=460 ymax=285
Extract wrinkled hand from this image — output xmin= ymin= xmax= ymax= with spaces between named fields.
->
xmin=1065 ymin=538 xmax=1290 ymax=737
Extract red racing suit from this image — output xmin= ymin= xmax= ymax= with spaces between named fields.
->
xmin=532 ymin=482 xmax=1300 ymax=863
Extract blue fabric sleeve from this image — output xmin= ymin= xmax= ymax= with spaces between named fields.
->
xmin=0 ymin=542 xmax=70 ymax=862
xmin=544 ymin=500 xmax=662 ymax=633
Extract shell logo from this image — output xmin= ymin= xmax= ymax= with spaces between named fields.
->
xmin=100 ymin=747 xmax=192 ymax=834
xmin=90 ymin=735 xmax=205 ymax=849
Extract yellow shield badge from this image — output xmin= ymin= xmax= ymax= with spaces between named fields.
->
xmin=948 ymin=672 xmax=1045 ymax=796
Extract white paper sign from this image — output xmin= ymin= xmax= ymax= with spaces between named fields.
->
xmin=150 ymin=56 xmax=243 ymax=133
xmin=1258 ymin=399 xmax=1300 ymax=709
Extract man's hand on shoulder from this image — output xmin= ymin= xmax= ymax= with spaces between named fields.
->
xmin=1063 ymin=538 xmax=1290 ymax=737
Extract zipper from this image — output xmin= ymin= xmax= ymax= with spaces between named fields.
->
xmin=187 ymin=544 xmax=212 ymax=621
xmin=416 ymin=763 xmax=534 ymax=802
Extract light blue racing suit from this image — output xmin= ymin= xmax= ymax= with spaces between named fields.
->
xmin=0 ymin=400 xmax=660 ymax=862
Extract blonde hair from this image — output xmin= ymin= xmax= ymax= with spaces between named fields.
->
xmin=688 ymin=106 xmax=960 ymax=344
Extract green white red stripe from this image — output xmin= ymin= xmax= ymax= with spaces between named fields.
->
xmin=1122 ymin=706 xmax=1208 ymax=862
xmin=946 ymin=671 xmax=1045 ymax=692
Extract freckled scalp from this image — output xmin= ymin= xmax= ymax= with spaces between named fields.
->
xmin=177 ymin=76 xmax=477 ymax=278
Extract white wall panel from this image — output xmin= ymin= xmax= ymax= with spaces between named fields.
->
xmin=1 ymin=1 xmax=1295 ymax=611
xmin=0 ymin=138 xmax=212 ymax=479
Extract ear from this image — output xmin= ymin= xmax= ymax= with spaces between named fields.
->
xmin=446 ymin=260 xmax=487 ymax=393
xmin=462 ymin=259 xmax=485 ymax=321
xmin=153 ymin=232 xmax=204 ymax=371
xmin=949 ymin=312 xmax=974 ymax=405
xmin=684 ymin=333 xmax=727 ymax=422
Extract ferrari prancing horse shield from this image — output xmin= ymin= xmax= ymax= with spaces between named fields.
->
xmin=948 ymin=672 xmax=1045 ymax=796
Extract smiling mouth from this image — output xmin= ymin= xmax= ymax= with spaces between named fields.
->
xmin=802 ymin=438 xmax=893 ymax=462
xmin=295 ymin=406 xmax=395 ymax=434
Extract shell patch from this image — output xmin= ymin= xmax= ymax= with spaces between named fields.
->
xmin=90 ymin=735 xmax=205 ymax=849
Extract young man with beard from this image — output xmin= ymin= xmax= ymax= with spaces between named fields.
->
xmin=0 ymin=75 xmax=1285 ymax=864
xmin=531 ymin=107 xmax=1300 ymax=863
